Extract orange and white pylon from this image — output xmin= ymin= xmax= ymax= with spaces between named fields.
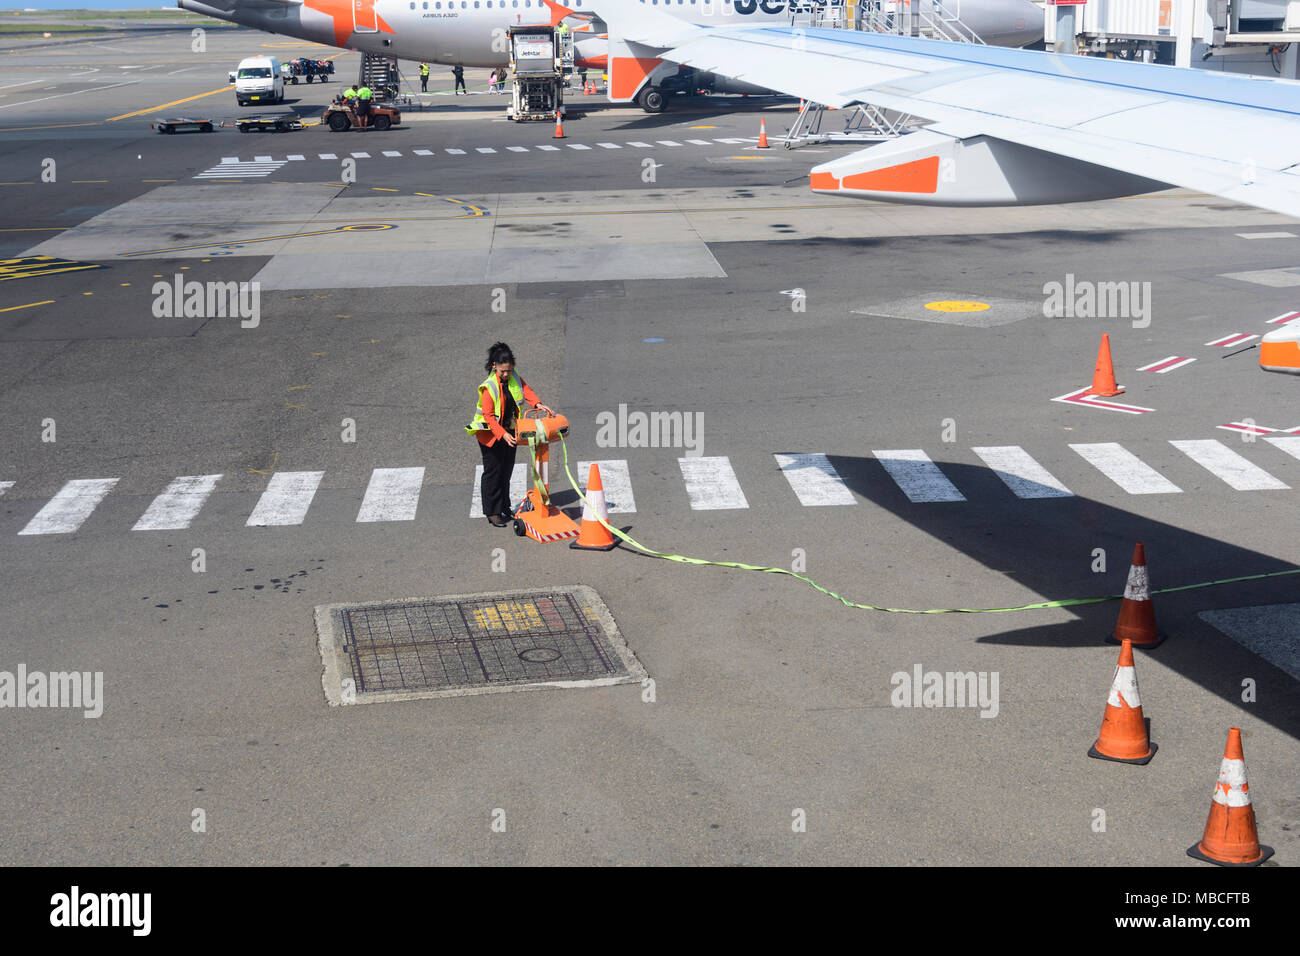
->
xmin=553 ymin=115 xmax=566 ymax=139
xmin=570 ymin=463 xmax=618 ymax=551
xmin=1187 ymin=728 xmax=1274 ymax=866
xmin=1108 ymin=542 xmax=1164 ymax=648
xmin=757 ymin=117 xmax=769 ymax=148
xmin=1087 ymin=638 xmax=1156 ymax=765
xmin=1090 ymin=333 xmax=1124 ymax=396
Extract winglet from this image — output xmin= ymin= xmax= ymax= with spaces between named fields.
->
xmin=541 ymin=0 xmax=579 ymax=25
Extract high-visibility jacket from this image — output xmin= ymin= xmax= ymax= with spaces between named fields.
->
xmin=343 ymin=86 xmax=357 ymax=99
xmin=465 ymin=371 xmax=539 ymax=445
xmin=420 ymin=64 xmax=430 ymax=76
xmin=357 ymin=85 xmax=373 ymax=100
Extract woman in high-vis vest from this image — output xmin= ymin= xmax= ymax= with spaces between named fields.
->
xmin=466 ymin=342 xmax=553 ymax=527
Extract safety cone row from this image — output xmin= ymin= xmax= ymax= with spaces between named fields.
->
xmin=1108 ymin=542 xmax=1164 ymax=648
xmin=570 ymin=463 xmax=618 ymax=551
xmin=1187 ymin=728 xmax=1274 ymax=866
xmin=757 ymin=117 xmax=769 ymax=149
xmin=1090 ymin=332 xmax=1124 ymax=396
xmin=552 ymin=114 xmax=565 ymax=139
xmin=1088 ymin=639 xmax=1156 ymax=764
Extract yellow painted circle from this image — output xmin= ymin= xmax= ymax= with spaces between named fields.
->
xmin=924 ymin=300 xmax=990 ymax=313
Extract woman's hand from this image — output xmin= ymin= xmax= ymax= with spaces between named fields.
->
xmin=536 ymin=404 xmax=554 ymax=416
xmin=502 ymin=432 xmax=518 ymax=447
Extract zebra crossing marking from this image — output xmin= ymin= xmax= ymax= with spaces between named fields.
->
xmin=596 ymin=142 xmax=621 ymax=149
xmin=873 ymin=449 xmax=966 ymax=503
xmin=194 ymin=160 xmax=286 ymax=180
xmin=576 ymin=460 xmax=637 ymax=513
xmin=18 ymin=478 xmax=118 ymax=535
xmin=412 ymin=148 xmax=433 ymax=156
xmin=774 ymin=453 xmax=856 ymax=507
xmin=246 ymin=471 xmax=323 ymax=527
xmin=970 ymin=446 xmax=1073 ymax=498
xmin=506 ymin=146 xmax=528 ymax=152
xmin=625 ymin=140 xmax=652 ymax=147
xmin=349 ymin=151 xmax=370 ymax=159
xmin=1265 ymin=436 xmax=1300 ymax=461
xmin=1171 ymin=439 xmax=1290 ymax=490
xmin=1070 ymin=443 xmax=1182 ymax=494
xmin=132 ymin=474 xmax=222 ymax=531
xmin=356 ymin=467 xmax=424 ymax=522
xmin=0 ymin=481 xmax=13 ymax=498
xmin=679 ymin=456 xmax=749 ymax=510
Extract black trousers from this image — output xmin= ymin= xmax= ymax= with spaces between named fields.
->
xmin=420 ymin=75 xmax=428 ymax=91
xmin=455 ymin=76 xmax=466 ymax=93
xmin=479 ymin=438 xmax=517 ymax=517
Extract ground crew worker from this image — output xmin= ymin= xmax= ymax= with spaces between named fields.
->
xmin=355 ymin=82 xmax=373 ymax=128
xmin=342 ymin=84 xmax=358 ymax=109
xmin=466 ymin=342 xmax=553 ymax=528
xmin=419 ymin=62 xmax=430 ymax=92
xmin=452 ymin=64 xmax=466 ymax=95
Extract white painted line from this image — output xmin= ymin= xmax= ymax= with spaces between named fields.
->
xmin=0 ymin=481 xmax=13 ymax=497
xmin=714 ymin=137 xmax=750 ymax=144
xmin=286 ymin=154 xmax=305 ymax=161
xmin=470 ymin=463 xmax=528 ymax=517
xmin=1137 ymin=355 xmax=1196 ymax=373
xmin=678 ymin=456 xmax=749 ymax=510
xmin=506 ymin=145 xmax=529 ymax=152
xmin=318 ymin=152 xmax=337 ymax=159
xmin=254 ymin=155 xmax=273 ymax=163
xmin=357 ymin=467 xmax=424 ymax=522
xmin=1267 ymin=311 xmax=1300 ymax=325
xmin=1236 ymin=232 xmax=1297 ymax=239
xmin=686 ymin=138 xmax=713 ymax=145
xmin=0 ymin=80 xmax=138 ymax=111
xmin=446 ymin=148 xmax=467 ymax=154
xmin=534 ymin=144 xmax=560 ymax=151
xmin=382 ymin=150 xmax=402 ymax=157
xmin=246 ymin=471 xmax=324 ymax=527
xmin=625 ymin=140 xmax=653 ymax=148
xmin=1205 ymin=332 xmax=1258 ymax=347
xmin=221 ymin=157 xmax=240 ymax=164
xmin=565 ymin=143 xmax=592 ymax=150
xmin=350 ymin=152 xmax=371 ymax=158
xmin=1070 ymin=443 xmax=1181 ymax=494
xmin=1170 ymin=439 xmax=1289 ymax=490
xmin=18 ymin=478 xmax=118 ymax=535
xmin=596 ymin=142 xmax=621 ymax=149
xmin=1265 ymin=436 xmax=1300 ymax=461
xmin=656 ymin=140 xmax=682 ymax=146
xmin=576 ymin=460 xmax=636 ymax=513
xmin=475 ymin=147 xmax=497 ymax=153
xmin=1051 ymin=386 xmax=1154 ymax=415
xmin=971 ymin=446 xmax=1073 ymax=499
xmin=412 ymin=148 xmax=434 ymax=156
xmin=872 ymin=450 xmax=965 ymax=503
xmin=132 ymin=474 xmax=222 ymax=531
xmin=775 ymin=453 xmax=855 ymax=506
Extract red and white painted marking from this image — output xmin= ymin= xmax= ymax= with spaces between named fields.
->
xmin=1216 ymin=422 xmax=1300 ymax=436
xmin=1052 ymin=386 xmax=1154 ymax=415
xmin=1267 ymin=311 xmax=1300 ymax=325
xmin=1137 ymin=355 xmax=1196 ymax=374
xmin=1205 ymin=333 xmax=1259 ymax=348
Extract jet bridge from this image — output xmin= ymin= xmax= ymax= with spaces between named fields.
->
xmin=506 ymin=24 xmax=575 ymax=122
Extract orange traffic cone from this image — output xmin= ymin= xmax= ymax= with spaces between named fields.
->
xmin=1090 ymin=333 xmax=1124 ymax=396
xmin=1108 ymin=542 xmax=1164 ymax=649
xmin=570 ymin=463 xmax=618 ymax=551
xmin=757 ymin=117 xmax=769 ymax=148
xmin=583 ymin=80 xmax=591 ymax=95
xmin=553 ymin=115 xmax=565 ymax=139
xmin=1088 ymin=639 xmax=1156 ymax=764
xmin=1187 ymin=728 xmax=1274 ymax=866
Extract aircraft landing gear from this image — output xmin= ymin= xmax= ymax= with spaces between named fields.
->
xmin=637 ymin=85 xmax=666 ymax=113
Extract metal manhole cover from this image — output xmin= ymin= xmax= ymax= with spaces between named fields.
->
xmin=315 ymin=585 xmax=646 ymax=705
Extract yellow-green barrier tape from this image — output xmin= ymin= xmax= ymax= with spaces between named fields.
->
xmin=557 ymin=434 xmax=1300 ymax=614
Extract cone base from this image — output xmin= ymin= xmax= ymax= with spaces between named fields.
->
xmin=1088 ymin=741 xmax=1156 ymax=765
xmin=570 ymin=538 xmax=618 ymax=551
xmin=1107 ymin=632 xmax=1165 ymax=650
xmin=1088 ymin=386 xmax=1125 ymax=397
xmin=1186 ymin=842 xmax=1274 ymax=867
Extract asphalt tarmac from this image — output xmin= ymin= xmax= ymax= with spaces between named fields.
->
xmin=0 ymin=24 xmax=1297 ymax=866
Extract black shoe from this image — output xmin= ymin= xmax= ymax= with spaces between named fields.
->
xmin=497 ymin=512 xmax=514 ymax=523
xmin=488 ymin=515 xmax=508 ymax=528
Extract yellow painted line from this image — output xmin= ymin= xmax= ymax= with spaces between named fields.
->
xmin=688 ymin=125 xmax=717 ymax=129
xmin=0 ymin=182 xmax=36 ymax=186
xmin=287 ymin=384 xmax=310 ymax=390
xmin=285 ymin=403 xmax=306 ymax=409
xmin=925 ymin=300 xmax=989 ymax=312
xmin=372 ymin=187 xmax=398 ymax=192
xmin=141 ymin=179 xmax=176 ymax=183
xmin=0 ymin=122 xmax=101 ymax=133
xmin=0 ymin=299 xmax=54 ymax=313
xmin=106 ymin=85 xmax=229 ymax=122
xmin=0 ymin=228 xmax=62 ymax=233
xmin=249 ymin=450 xmax=279 ymax=476
xmin=122 ymin=222 xmax=397 ymax=257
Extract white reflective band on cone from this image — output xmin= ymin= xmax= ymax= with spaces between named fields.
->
xmin=1107 ymin=666 xmax=1141 ymax=709
xmin=581 ymin=488 xmax=606 ymax=523
xmin=1213 ymin=759 xmax=1251 ymax=807
xmin=1123 ymin=564 xmax=1150 ymax=601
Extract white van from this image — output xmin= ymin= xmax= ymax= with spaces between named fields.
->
xmin=233 ymin=56 xmax=285 ymax=107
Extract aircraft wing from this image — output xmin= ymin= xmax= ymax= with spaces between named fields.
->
xmin=597 ymin=3 xmax=1300 ymax=217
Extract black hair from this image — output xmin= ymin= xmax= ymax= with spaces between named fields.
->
xmin=485 ymin=341 xmax=515 ymax=372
